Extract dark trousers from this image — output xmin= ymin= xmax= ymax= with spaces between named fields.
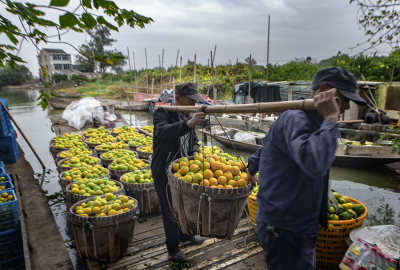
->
xmin=154 ymin=178 xmax=186 ymax=253
xmin=257 ymin=222 xmax=317 ymax=270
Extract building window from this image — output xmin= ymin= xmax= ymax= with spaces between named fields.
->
xmin=52 ymin=55 xmax=61 ymax=60
xmin=63 ymin=64 xmax=71 ymax=70
xmin=54 ymin=64 xmax=63 ymax=70
xmin=62 ymin=55 xmax=70 ymax=61
xmin=45 ymin=55 xmax=47 ymax=61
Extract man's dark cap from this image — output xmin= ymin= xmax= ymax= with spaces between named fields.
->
xmin=312 ymin=67 xmax=367 ymax=106
xmin=175 ymin=82 xmax=206 ymax=103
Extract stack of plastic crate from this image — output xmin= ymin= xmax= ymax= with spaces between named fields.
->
xmin=0 ymin=99 xmax=18 ymax=164
xmin=0 ymin=162 xmax=24 ymax=269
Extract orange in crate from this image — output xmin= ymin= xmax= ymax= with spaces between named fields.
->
xmin=316 ymin=197 xmax=368 ymax=266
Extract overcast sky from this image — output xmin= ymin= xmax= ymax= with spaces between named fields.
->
xmin=4 ymin=0 xmax=394 ymax=76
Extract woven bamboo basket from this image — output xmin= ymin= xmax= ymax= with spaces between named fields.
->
xmin=99 ymin=151 xmax=138 ymax=168
xmin=316 ymin=197 xmax=368 ymax=266
xmin=108 ymin=161 xmax=150 ymax=181
xmin=167 ymin=157 xmax=253 ymax=239
xmin=64 ymin=180 xmax=125 ymax=208
xmin=120 ymin=175 xmax=160 ymax=216
xmin=95 ymin=145 xmax=129 ymax=157
xmin=68 ymin=195 xmax=139 ymax=262
xmin=59 ymin=170 xmax=110 ymax=192
xmin=136 ymin=145 xmax=152 ymax=159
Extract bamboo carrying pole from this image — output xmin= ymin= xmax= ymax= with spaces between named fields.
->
xmin=0 ymin=100 xmax=46 ymax=169
xmin=162 ymin=99 xmax=315 ymax=114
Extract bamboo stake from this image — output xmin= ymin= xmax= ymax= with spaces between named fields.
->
xmin=0 ymin=100 xmax=46 ymax=169
xmin=248 ymin=54 xmax=252 ymax=104
xmin=133 ymin=50 xmax=137 ymax=90
xmin=145 ymin=48 xmax=149 ymax=89
xmin=194 ymin=54 xmax=197 ymax=84
xmin=173 ymin=77 xmax=176 ymax=103
xmin=179 ymin=56 xmax=182 ymax=82
xmin=266 ymin=15 xmax=270 ymax=82
xmin=161 ymin=99 xmax=316 ymax=114
xmin=127 ymin=47 xmax=133 ymax=91
xmin=162 ymin=48 xmax=164 ymax=69
xmin=92 ymin=50 xmax=101 ymax=99
xmin=151 ymin=77 xmax=155 ymax=95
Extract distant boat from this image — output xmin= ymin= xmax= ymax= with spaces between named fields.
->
xmin=201 ymin=126 xmax=400 ymax=167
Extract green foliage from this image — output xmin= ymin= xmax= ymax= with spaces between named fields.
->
xmin=0 ymin=64 xmax=32 ymax=87
xmin=0 ymin=0 xmax=153 ymax=108
xmin=350 ymin=0 xmax=400 ymax=50
xmin=52 ymin=73 xmax=68 ymax=83
xmin=70 ymin=74 xmax=89 ymax=84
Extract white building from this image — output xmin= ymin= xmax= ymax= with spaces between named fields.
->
xmin=38 ymin=48 xmax=75 ymax=81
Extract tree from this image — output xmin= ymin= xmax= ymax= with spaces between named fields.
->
xmin=350 ymin=0 xmax=400 ymax=50
xmin=76 ymin=26 xmax=125 ymax=73
xmin=0 ymin=0 xmax=153 ymax=108
xmin=244 ymin=57 xmax=257 ymax=66
xmin=0 ymin=64 xmax=32 ymax=87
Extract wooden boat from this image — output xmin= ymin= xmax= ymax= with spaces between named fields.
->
xmin=200 ymin=126 xmax=265 ymax=153
xmin=48 ymin=97 xmax=72 ymax=110
xmin=202 ymin=126 xmax=400 ymax=167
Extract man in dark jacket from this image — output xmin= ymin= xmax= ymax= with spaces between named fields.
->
xmin=247 ymin=67 xmax=366 ymax=269
xmin=152 ymin=82 xmax=206 ymax=262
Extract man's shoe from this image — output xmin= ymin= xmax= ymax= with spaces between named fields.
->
xmin=169 ymin=250 xmax=187 ymax=262
xmin=181 ymin=235 xmax=205 ymax=245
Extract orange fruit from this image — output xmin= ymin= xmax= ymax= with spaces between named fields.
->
xmin=228 ymin=180 xmax=237 ymax=187
xmin=225 ymin=185 xmax=233 ymax=189
xmin=237 ymin=179 xmax=247 ymax=187
xmin=224 ymin=172 xmax=233 ymax=181
xmin=199 ymin=179 xmax=210 ymax=187
xmin=213 ymin=169 xmax=223 ymax=178
xmin=218 ymin=176 xmax=227 ymax=185
xmin=209 ymin=177 xmax=218 ymax=186
xmin=221 ymin=164 xmax=228 ymax=173
xmin=228 ymin=166 xmax=240 ymax=176
xmin=240 ymin=173 xmax=249 ymax=183
xmin=192 ymin=173 xmax=203 ymax=184
xmin=210 ymin=161 xmax=221 ymax=171
xmin=204 ymin=169 xmax=214 ymax=179
xmin=189 ymin=164 xmax=200 ymax=173
xmin=179 ymin=166 xmax=189 ymax=175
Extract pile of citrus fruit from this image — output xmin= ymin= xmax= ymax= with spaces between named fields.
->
xmin=328 ymin=192 xmax=365 ymax=221
xmin=113 ymin=125 xmax=137 ymax=134
xmin=95 ymin=141 xmax=128 ymax=151
xmin=73 ymin=193 xmax=135 ymax=217
xmin=141 ymin=125 xmax=154 ymax=134
xmin=68 ymin=178 xmax=120 ymax=196
xmin=199 ymin=145 xmax=222 ymax=155
xmin=129 ymin=136 xmax=153 ymax=148
xmin=60 ymin=155 xmax=100 ymax=169
xmin=121 ymin=169 xmax=153 ymax=184
xmin=85 ymin=134 xmax=116 ymax=145
xmin=172 ymin=153 xmax=249 ymax=188
xmin=84 ymin=126 xmax=110 ymax=137
xmin=58 ymin=147 xmax=94 ymax=159
xmin=0 ymin=176 xmax=7 ymax=183
xmin=138 ymin=145 xmax=153 ymax=154
xmin=52 ymin=134 xmax=86 ymax=150
xmin=62 ymin=164 xmax=109 ymax=182
xmin=0 ymin=192 xmax=14 ymax=203
xmin=109 ymin=156 xmax=147 ymax=171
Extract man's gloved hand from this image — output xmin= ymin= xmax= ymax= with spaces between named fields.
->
xmin=187 ymin=106 xmax=206 ymax=128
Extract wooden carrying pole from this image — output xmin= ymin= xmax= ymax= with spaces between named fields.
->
xmin=162 ymin=99 xmax=315 ymax=114
xmin=0 ymin=100 xmax=46 ymax=169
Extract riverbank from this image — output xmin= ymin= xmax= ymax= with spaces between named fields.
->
xmin=5 ymin=146 xmax=72 ymax=270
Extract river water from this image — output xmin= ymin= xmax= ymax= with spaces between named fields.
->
xmin=1 ymin=89 xmax=400 ymax=268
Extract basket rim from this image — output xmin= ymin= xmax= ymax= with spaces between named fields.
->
xmin=57 ymin=148 xmax=95 ymax=158
xmin=59 ymin=167 xmax=109 ymax=181
xmin=167 ymin=156 xmax=253 ymax=196
xmin=327 ymin=196 xmax=368 ymax=225
xmin=119 ymin=170 xmax=154 ymax=187
xmin=68 ymin=194 xmax=138 ymax=219
xmin=65 ymin=178 xmax=124 ymax=196
xmin=58 ymin=156 xmax=101 ymax=168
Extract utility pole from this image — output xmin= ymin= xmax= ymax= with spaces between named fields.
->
xmin=266 ymin=14 xmax=271 ymax=82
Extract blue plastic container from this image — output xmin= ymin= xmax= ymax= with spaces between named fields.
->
xmin=0 ymin=190 xmax=20 ymax=234
xmin=0 ymin=173 xmax=11 ymax=184
xmin=0 ymin=132 xmax=18 ymax=164
xmin=0 ymin=228 xmax=23 ymax=263
xmin=0 ymin=181 xmax=14 ymax=193
xmin=0 ymin=99 xmax=13 ymax=137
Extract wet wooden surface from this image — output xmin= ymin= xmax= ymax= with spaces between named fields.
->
xmin=88 ymin=215 xmax=264 ymax=269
